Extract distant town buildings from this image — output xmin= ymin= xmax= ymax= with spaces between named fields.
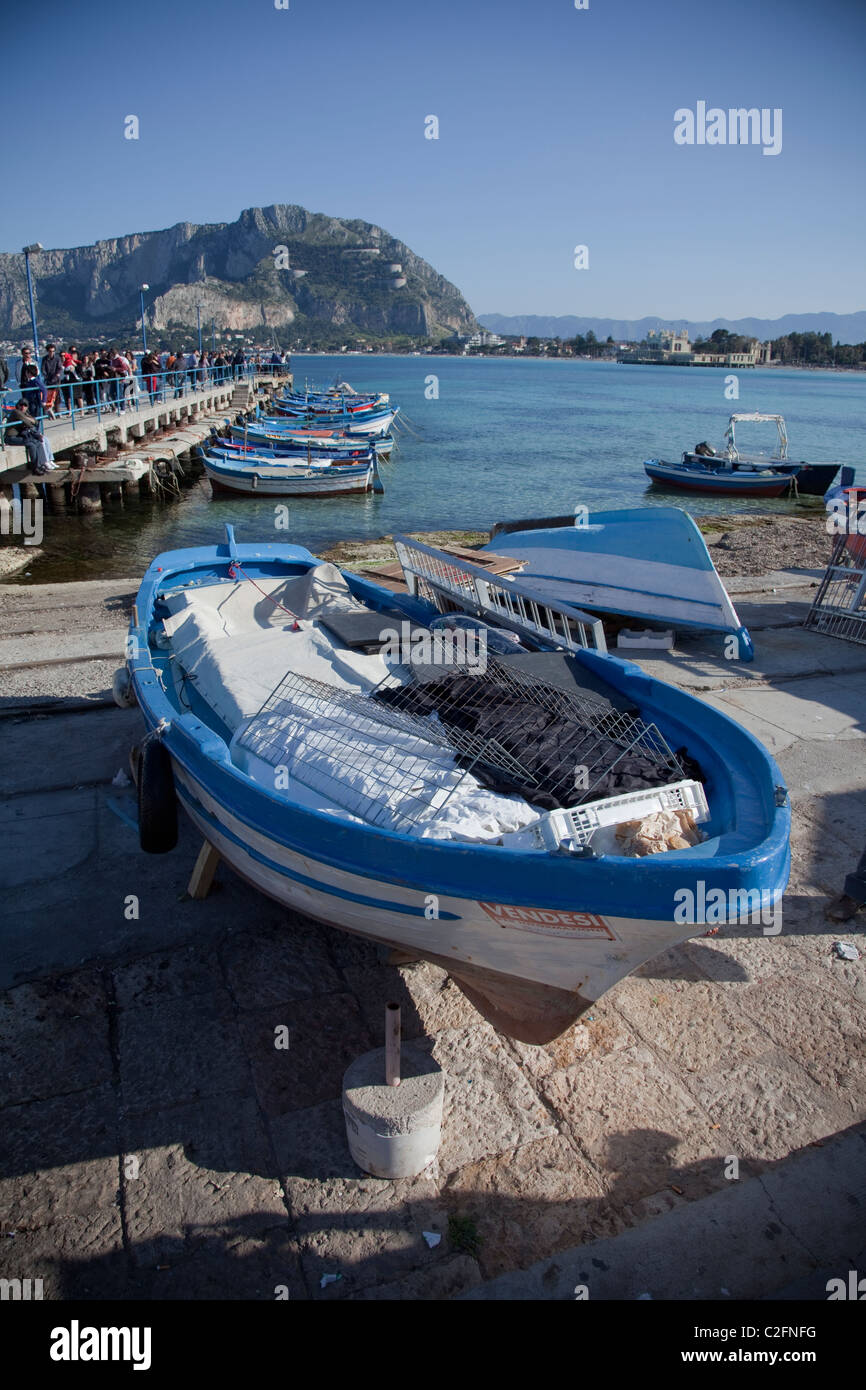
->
xmin=617 ymin=330 xmax=772 ymax=367
xmin=465 ymin=330 xmax=506 ymax=350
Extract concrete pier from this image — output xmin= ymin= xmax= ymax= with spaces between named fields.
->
xmin=0 ymin=372 xmax=285 ymax=476
xmin=0 ymin=565 xmax=862 ymax=1300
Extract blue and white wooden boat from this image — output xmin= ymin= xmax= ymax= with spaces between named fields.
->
xmin=212 ymin=435 xmax=378 ymax=463
xmin=484 ymin=508 xmax=754 ymax=659
xmin=262 ymin=404 xmax=397 ymax=434
xmin=224 ymin=424 xmax=393 ymax=459
xmin=277 ymin=389 xmax=387 ymax=411
xmin=123 ymin=525 xmax=790 ymax=1042
xmin=644 ymin=457 xmax=798 ymax=497
xmin=202 ymin=448 xmax=382 ymax=497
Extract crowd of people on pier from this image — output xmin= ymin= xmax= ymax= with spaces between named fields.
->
xmin=0 ymin=343 xmax=290 ymax=427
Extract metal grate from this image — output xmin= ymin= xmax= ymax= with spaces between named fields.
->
xmin=393 ymin=534 xmax=607 ymax=654
xmin=235 ymin=668 xmax=536 ymax=833
xmin=805 ymin=535 xmax=866 ymax=647
xmin=373 ymin=655 xmax=685 ymax=809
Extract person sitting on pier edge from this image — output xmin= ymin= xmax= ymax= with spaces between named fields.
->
xmin=41 ymin=344 xmax=63 ymax=418
xmin=3 ymin=398 xmax=38 ymax=442
xmin=3 ymin=398 xmax=55 ymax=472
xmin=17 ymin=348 xmax=45 ymax=423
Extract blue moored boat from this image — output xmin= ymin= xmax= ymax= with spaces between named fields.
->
xmin=123 ymin=526 xmax=790 ymax=1042
xmin=201 ymin=447 xmax=383 ymax=496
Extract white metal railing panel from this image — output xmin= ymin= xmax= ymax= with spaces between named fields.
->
xmin=394 ymin=535 xmax=607 ymax=654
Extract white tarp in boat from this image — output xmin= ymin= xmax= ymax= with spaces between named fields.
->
xmin=233 ymin=705 xmax=537 ymax=842
xmin=162 ymin=567 xmax=389 ymax=730
xmin=162 ymin=568 xmax=539 ymax=842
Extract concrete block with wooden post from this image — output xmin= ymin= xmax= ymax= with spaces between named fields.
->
xmin=342 ymin=1003 xmax=445 ymax=1179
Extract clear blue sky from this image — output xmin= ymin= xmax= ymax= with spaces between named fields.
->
xmin=4 ymin=0 xmax=864 ymax=320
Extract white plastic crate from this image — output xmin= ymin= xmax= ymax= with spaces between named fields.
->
xmin=505 ymin=779 xmax=709 ymax=853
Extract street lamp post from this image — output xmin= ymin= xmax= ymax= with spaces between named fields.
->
xmin=212 ymin=318 xmax=216 ymax=352
xmin=139 ymin=284 xmax=150 ymax=354
xmin=196 ymin=303 xmax=203 ymax=355
xmin=22 ymin=243 xmax=43 ymax=363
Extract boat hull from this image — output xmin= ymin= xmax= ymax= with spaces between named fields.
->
xmin=482 ymin=508 xmax=751 ymax=648
xmin=266 ymin=408 xmax=396 ymax=434
xmin=682 ymin=454 xmax=841 ymax=497
xmin=167 ymin=757 xmax=759 ymax=1043
xmin=224 ymin=430 xmax=393 ymax=458
xmin=644 ymin=460 xmax=794 ymax=497
xmin=204 ymin=461 xmax=375 ymax=496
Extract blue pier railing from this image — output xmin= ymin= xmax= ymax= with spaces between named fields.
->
xmin=0 ymin=358 xmax=286 ymax=451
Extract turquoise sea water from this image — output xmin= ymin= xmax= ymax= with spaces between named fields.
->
xmin=7 ymin=356 xmax=865 ymax=582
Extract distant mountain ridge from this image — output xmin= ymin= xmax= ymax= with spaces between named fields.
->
xmin=478 ymin=312 xmax=866 ymax=343
xmin=0 ymin=205 xmax=478 ymax=344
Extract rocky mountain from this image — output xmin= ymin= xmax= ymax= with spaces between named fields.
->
xmin=479 ymin=311 xmax=866 ymax=344
xmin=0 ymin=205 xmax=478 ymax=346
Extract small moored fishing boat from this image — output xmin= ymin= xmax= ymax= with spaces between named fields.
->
xmin=225 ymin=421 xmax=393 ymax=459
xmin=647 ymin=413 xmax=843 ymax=497
xmin=644 ymin=456 xmax=798 ymax=497
xmin=263 ymin=403 xmax=397 ymax=435
xmin=201 ymin=447 xmax=382 ymax=497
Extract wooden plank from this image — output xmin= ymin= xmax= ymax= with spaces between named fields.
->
xmin=441 ymin=543 xmax=513 ymax=567
xmin=355 ymin=566 xmax=411 ymax=593
xmin=187 ymin=840 xmax=221 ymax=900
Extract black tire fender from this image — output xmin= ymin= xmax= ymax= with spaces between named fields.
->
xmin=137 ymin=736 xmax=178 ymax=854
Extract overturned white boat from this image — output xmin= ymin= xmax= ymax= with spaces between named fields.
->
xmin=484 ymin=507 xmax=754 ymax=659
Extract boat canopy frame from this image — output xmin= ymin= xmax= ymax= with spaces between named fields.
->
xmin=724 ymin=413 xmax=788 ymax=461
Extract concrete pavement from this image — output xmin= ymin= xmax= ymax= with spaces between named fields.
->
xmin=0 ymin=569 xmax=863 ymax=1299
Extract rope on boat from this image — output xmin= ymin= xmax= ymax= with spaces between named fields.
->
xmin=393 ymin=412 xmax=424 ymax=441
xmin=142 ymin=716 xmax=171 ymax=745
xmin=227 ymin=561 xmax=302 ymax=630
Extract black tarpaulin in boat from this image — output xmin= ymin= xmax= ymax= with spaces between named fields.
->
xmin=373 ymin=665 xmax=684 ymax=812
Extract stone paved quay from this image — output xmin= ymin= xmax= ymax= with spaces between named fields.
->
xmin=0 ymin=568 xmax=863 ymax=1300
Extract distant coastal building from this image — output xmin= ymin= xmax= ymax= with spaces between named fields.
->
xmin=617 ymin=330 xmax=772 ymax=368
xmin=465 ymin=330 xmax=505 ymax=350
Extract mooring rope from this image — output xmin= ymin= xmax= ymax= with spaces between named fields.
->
xmin=69 ymin=459 xmax=90 ymax=499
